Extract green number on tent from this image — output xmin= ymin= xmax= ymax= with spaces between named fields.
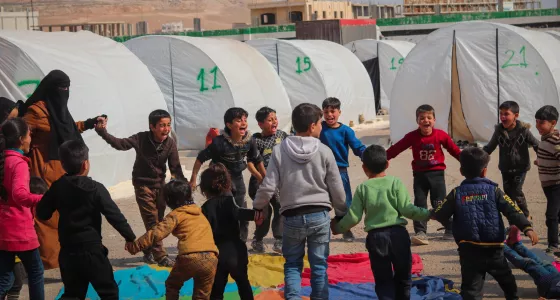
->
xmin=17 ymin=79 xmax=41 ymax=98
xmin=197 ymin=68 xmax=208 ymax=92
xmin=390 ymin=57 xmax=404 ymax=71
xmin=519 ymin=46 xmax=528 ymax=68
xmin=296 ymin=57 xmax=311 ymax=74
xmin=296 ymin=57 xmax=303 ymax=74
xmin=210 ymin=66 xmax=221 ymax=90
xmin=502 ymin=50 xmax=518 ymax=68
xmin=501 ymin=46 xmax=528 ymax=69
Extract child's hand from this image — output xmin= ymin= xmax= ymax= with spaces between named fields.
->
xmin=330 ymin=219 xmax=341 ymax=235
xmin=534 ymin=160 xmax=538 ymax=166
xmin=190 ymin=179 xmax=197 ymax=191
xmin=526 ymin=230 xmax=539 ymax=246
xmin=255 ymin=210 xmax=265 ymax=226
xmin=125 ymin=242 xmax=137 ymax=255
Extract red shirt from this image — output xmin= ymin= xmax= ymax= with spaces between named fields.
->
xmin=387 ymin=129 xmax=461 ymax=172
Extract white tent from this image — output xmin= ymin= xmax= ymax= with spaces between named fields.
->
xmin=344 ymin=39 xmax=415 ymax=112
xmin=547 ymin=30 xmax=560 ymax=41
xmin=0 ymin=30 xmax=167 ymax=187
xmin=390 ymin=21 xmax=560 ymax=144
xmin=246 ymin=39 xmax=376 ymax=125
xmin=125 ymin=36 xmax=292 ymax=150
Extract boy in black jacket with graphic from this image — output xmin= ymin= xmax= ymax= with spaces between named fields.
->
xmin=483 ymin=101 xmax=539 ymax=219
xmin=37 ymin=140 xmax=136 ymax=300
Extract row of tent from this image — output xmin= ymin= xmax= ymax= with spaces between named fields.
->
xmin=1 ymin=22 xmax=559 ymax=187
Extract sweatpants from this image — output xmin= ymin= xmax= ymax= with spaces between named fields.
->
xmin=544 ymin=184 xmax=560 ymax=248
xmin=166 ymin=252 xmax=218 ymax=300
xmin=134 ymin=186 xmax=168 ymax=260
xmin=412 ymin=170 xmax=451 ymax=234
xmin=502 ymin=172 xmax=529 ymax=217
xmin=211 ymin=240 xmax=253 ymax=300
xmin=231 ymin=174 xmax=249 ymax=242
xmin=248 ymin=178 xmax=282 ymax=241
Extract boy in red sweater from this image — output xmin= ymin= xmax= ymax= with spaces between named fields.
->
xmin=386 ymin=104 xmax=461 ymax=245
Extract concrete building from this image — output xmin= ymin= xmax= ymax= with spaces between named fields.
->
xmin=36 ymin=22 xmax=128 ymax=37
xmin=248 ymin=0 xmax=359 ymax=25
xmin=0 ymin=6 xmax=39 ymax=30
xmin=162 ymin=21 xmax=184 ymax=33
xmin=403 ymin=0 xmax=541 ymax=16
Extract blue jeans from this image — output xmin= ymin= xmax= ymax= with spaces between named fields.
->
xmin=340 ymin=169 xmax=353 ymax=208
xmin=282 ymin=210 xmax=330 ymax=300
xmin=503 ymin=242 xmax=558 ymax=283
xmin=0 ymin=249 xmax=44 ymax=299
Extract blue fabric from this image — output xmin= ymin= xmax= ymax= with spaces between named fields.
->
xmin=340 ymin=170 xmax=353 ymax=208
xmin=0 ymin=249 xmax=44 ymax=299
xmin=7 ymin=148 xmax=23 ymax=155
xmin=319 ymin=122 xmax=366 ymax=168
xmin=452 ymin=177 xmax=504 ymax=245
xmin=283 ymin=211 xmax=330 ymax=300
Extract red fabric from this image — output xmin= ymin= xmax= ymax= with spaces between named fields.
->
xmin=298 ymin=253 xmax=424 ymax=286
xmin=205 ymin=128 xmax=220 ymax=148
xmin=553 ymin=261 xmax=560 ymax=272
xmin=0 ymin=150 xmax=42 ymax=251
xmin=386 ymin=129 xmax=461 ymax=172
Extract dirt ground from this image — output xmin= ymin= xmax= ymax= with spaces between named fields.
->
xmin=28 ymin=124 xmax=547 ymax=299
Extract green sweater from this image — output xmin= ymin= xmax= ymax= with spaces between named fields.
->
xmin=335 ymin=176 xmax=431 ymax=233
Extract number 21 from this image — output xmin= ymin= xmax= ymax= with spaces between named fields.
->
xmin=502 ymin=46 xmax=528 ymax=69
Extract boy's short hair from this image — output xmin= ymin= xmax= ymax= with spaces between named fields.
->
xmin=59 ymin=140 xmax=89 ymax=175
xmin=362 ymin=145 xmax=388 ymax=174
xmin=416 ymin=104 xmax=435 ymax=118
xmin=322 ymin=97 xmax=341 ymax=110
xmin=224 ymin=107 xmax=249 ymax=134
xmin=292 ymin=103 xmax=322 ymax=133
xmin=149 ymin=109 xmax=172 ymax=127
xmin=460 ymin=147 xmax=490 ymax=179
xmin=164 ymin=179 xmax=194 ymax=210
xmin=30 ymin=176 xmax=48 ymax=195
xmin=535 ymin=105 xmax=559 ymax=122
xmin=499 ymin=101 xmax=520 ymax=114
xmin=256 ymin=107 xmax=276 ymax=123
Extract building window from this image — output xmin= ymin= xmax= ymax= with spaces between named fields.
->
xmin=314 ymin=11 xmax=318 ymax=20
xmin=322 ymin=11 xmax=326 ymax=19
xmin=341 ymin=11 xmax=344 ymax=18
xmin=334 ymin=11 xmax=338 ymax=18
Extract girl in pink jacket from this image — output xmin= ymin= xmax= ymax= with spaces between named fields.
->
xmin=0 ymin=118 xmax=44 ymax=299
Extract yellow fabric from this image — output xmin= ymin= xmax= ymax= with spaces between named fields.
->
xmin=15 ymin=256 xmax=20 ymax=263
xmin=228 ymin=254 xmax=310 ymax=287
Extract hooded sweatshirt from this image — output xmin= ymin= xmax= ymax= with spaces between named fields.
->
xmin=253 ymin=136 xmax=347 ymax=217
xmin=36 ymin=175 xmax=136 ymax=249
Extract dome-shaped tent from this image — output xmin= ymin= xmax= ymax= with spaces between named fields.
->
xmin=547 ymin=30 xmax=560 ymax=41
xmin=0 ymin=30 xmax=167 ymax=187
xmin=391 ymin=21 xmax=560 ymax=144
xmin=125 ymin=36 xmax=292 ymax=150
xmin=345 ymin=39 xmax=415 ymax=112
xmin=246 ymin=39 xmax=376 ymax=125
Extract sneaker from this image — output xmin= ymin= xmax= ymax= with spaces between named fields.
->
xmin=251 ymin=240 xmax=266 ymax=253
xmin=546 ymin=246 xmax=559 ymax=254
xmin=143 ymin=253 xmax=157 ymax=265
xmin=157 ymin=256 xmax=175 ymax=268
xmin=272 ymin=239 xmax=282 ymax=254
xmin=343 ymin=230 xmax=355 ymax=242
xmin=442 ymin=229 xmax=454 ymax=240
xmin=411 ymin=232 xmax=429 ymax=246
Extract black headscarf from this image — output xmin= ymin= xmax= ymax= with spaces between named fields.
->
xmin=23 ymin=70 xmax=83 ymax=160
xmin=0 ymin=97 xmax=18 ymax=124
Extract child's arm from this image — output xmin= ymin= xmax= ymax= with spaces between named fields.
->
xmin=432 ymin=191 xmax=456 ymax=224
xmin=97 ymin=185 xmax=136 ymax=243
xmin=334 ymin=186 xmax=364 ymax=233
xmin=36 ymin=187 xmax=55 ymax=221
xmin=254 ymin=149 xmax=280 ymax=210
xmin=482 ymin=130 xmax=499 ymax=154
xmin=190 ymin=143 xmax=216 ymax=188
xmin=442 ymin=132 xmax=462 ymax=161
xmin=247 ymin=138 xmax=265 ymax=178
xmin=95 ymin=127 xmax=139 ymax=152
xmin=386 ymin=133 xmax=413 ymax=160
xmin=128 ymin=213 xmax=177 ymax=255
xmin=10 ymin=161 xmax=42 ymax=208
xmin=325 ymin=151 xmax=348 ymax=217
xmin=496 ymin=189 xmax=534 ymax=236
xmin=247 ymin=162 xmax=264 ymax=183
xmin=228 ymin=196 xmax=257 ymax=222
xmin=394 ymin=178 xmax=431 ymax=221
xmin=526 ymin=130 xmax=540 ymax=152
xmin=167 ymin=138 xmax=185 ymax=181
xmin=345 ymin=127 xmax=366 ymax=158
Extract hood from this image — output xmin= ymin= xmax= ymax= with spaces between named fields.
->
xmin=222 ymin=129 xmax=252 ymax=147
xmin=61 ymin=175 xmax=97 ymax=193
xmin=177 ymin=204 xmax=202 ymax=215
xmin=281 ymin=136 xmax=319 ymax=164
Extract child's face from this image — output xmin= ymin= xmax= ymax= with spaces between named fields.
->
xmin=499 ymin=109 xmax=518 ymax=129
xmin=416 ymin=112 xmax=435 ymax=135
xmin=536 ymin=119 xmax=557 ymax=135
xmin=323 ymin=107 xmax=341 ymax=127
xmin=150 ymin=117 xmax=172 ymax=142
xmin=258 ymin=112 xmax=278 ymax=136
xmin=310 ymin=119 xmax=323 ymax=138
xmin=19 ymin=129 xmax=31 ymax=154
xmin=226 ymin=115 xmax=248 ymax=139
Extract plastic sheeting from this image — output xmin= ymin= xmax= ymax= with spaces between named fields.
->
xmin=0 ymin=30 xmax=167 ymax=187
xmin=345 ymin=39 xmax=415 ymax=111
xmin=547 ymin=31 xmax=560 ymax=42
xmin=390 ymin=21 xmax=560 ymax=143
xmin=246 ymin=39 xmax=376 ymax=126
xmin=125 ymin=36 xmax=292 ymax=150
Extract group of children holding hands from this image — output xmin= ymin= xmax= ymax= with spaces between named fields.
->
xmin=1 ymin=94 xmax=560 ymax=300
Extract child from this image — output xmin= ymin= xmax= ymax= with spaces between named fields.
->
xmin=534 ymin=105 xmax=560 ymax=253
xmin=254 ymin=103 xmax=347 ymax=300
xmin=0 ymin=118 xmax=44 ymax=300
xmin=36 ymin=140 xmax=136 ymax=299
xmin=200 ymin=163 xmax=260 ymax=300
xmin=126 ymin=179 xmax=219 ymax=300
xmin=503 ymin=226 xmax=560 ymax=299
xmin=96 ymin=109 xmax=184 ymax=267
xmin=483 ymin=101 xmax=539 ymax=219
xmin=432 ymin=147 xmax=538 ymax=300
xmin=386 ymin=104 xmax=460 ymax=245
xmin=331 ymin=145 xmax=432 ymax=300
xmin=190 ymin=107 xmax=265 ymax=242
xmin=320 ymin=97 xmax=366 ymax=242
xmin=248 ymin=107 xmax=287 ymax=253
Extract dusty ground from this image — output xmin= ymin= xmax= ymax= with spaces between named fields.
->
xmin=26 ymin=124 xmax=547 ymax=299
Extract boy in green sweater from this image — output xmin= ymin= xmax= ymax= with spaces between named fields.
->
xmin=331 ymin=145 xmax=432 ymax=300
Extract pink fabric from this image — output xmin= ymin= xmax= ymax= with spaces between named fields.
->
xmin=0 ymin=150 xmax=42 ymax=251
xmin=553 ymin=261 xmax=560 ymax=272
xmin=505 ymin=226 xmax=522 ymax=245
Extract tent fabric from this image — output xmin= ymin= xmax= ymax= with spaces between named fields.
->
xmin=547 ymin=31 xmax=560 ymax=41
xmin=125 ymin=36 xmax=292 ymax=151
xmin=390 ymin=21 xmax=560 ymax=144
xmin=246 ymin=39 xmax=376 ymax=126
xmin=345 ymin=39 xmax=415 ymax=111
xmin=0 ymin=30 xmax=167 ymax=187
xmin=363 ymin=58 xmax=381 ymax=113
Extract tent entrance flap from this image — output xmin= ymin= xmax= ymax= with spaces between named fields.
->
xmin=449 ymin=31 xmax=474 ymax=143
xmin=363 ymin=58 xmax=380 ymax=114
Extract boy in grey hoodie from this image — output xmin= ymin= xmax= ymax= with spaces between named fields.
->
xmin=254 ymin=103 xmax=347 ymax=300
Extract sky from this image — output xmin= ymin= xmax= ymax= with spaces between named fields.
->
xmin=350 ymin=0 xmax=557 ymax=9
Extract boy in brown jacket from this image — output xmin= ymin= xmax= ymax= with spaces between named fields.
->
xmin=126 ymin=179 xmax=218 ymax=300
xmin=96 ymin=109 xmax=185 ymax=267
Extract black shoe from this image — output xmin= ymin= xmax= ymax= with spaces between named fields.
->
xmin=143 ymin=253 xmax=157 ymax=265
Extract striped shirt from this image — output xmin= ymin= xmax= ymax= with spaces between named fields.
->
xmin=537 ymin=130 xmax=560 ymax=187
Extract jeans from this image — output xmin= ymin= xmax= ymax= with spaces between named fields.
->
xmin=0 ymin=249 xmax=44 ymax=300
xmin=503 ymin=242 xmax=558 ymax=284
xmin=502 ymin=172 xmax=529 ymax=217
xmin=412 ymin=171 xmax=451 ymax=233
xmin=339 ymin=169 xmax=353 ymax=208
xmin=231 ymin=174 xmax=248 ymax=242
xmin=283 ymin=210 xmax=330 ymax=300
xmin=544 ymin=184 xmax=560 ymax=247
xmin=366 ymin=226 xmax=412 ymax=300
